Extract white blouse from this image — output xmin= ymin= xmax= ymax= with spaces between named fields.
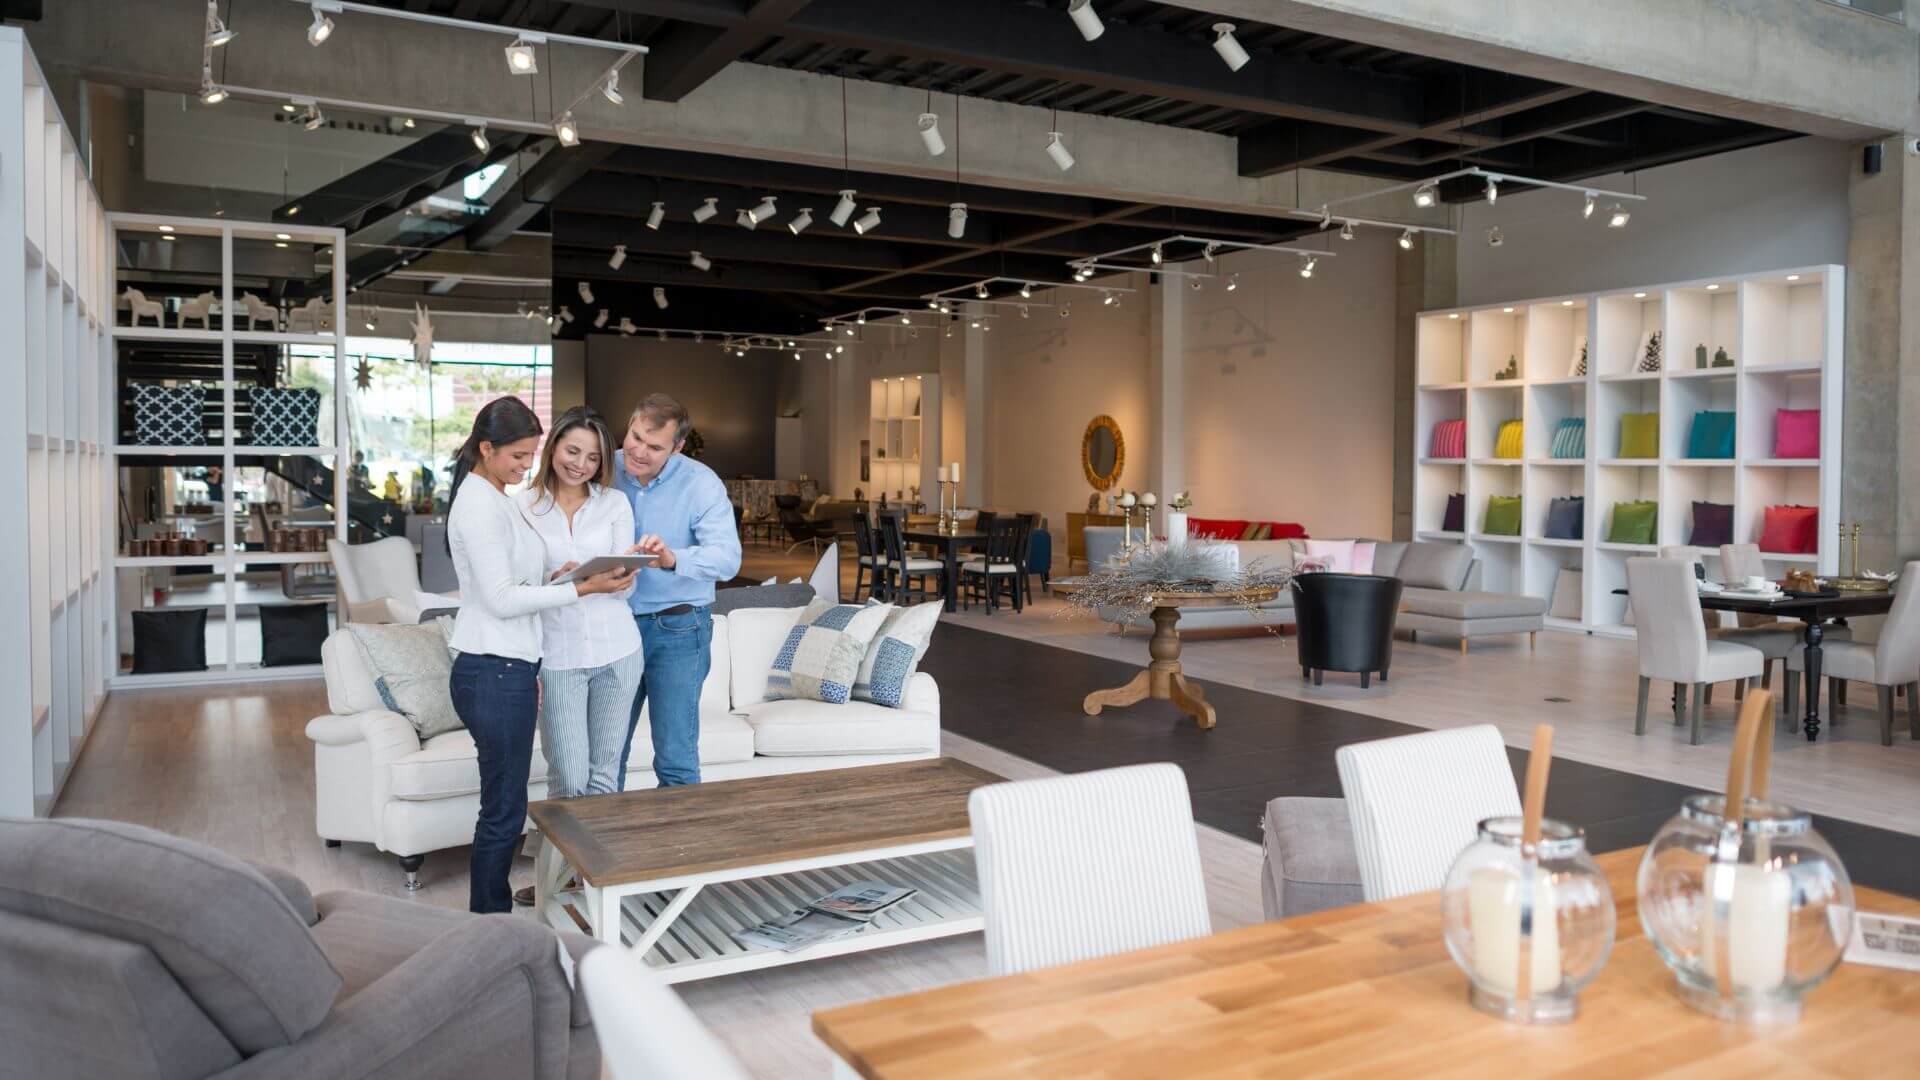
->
xmin=447 ymin=474 xmax=577 ymax=662
xmin=518 ymin=484 xmax=642 ymax=670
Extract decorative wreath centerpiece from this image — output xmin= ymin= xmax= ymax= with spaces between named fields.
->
xmin=1061 ymin=540 xmax=1293 ymax=626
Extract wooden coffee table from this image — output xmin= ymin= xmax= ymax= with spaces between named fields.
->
xmin=527 ymin=758 xmax=1000 ymax=983
xmin=1052 ymin=581 xmax=1280 ymax=730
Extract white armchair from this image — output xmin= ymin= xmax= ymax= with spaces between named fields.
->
xmin=1628 ymin=556 xmax=1764 ymax=744
xmin=580 ymin=949 xmax=750 ymax=1080
xmin=328 ymin=536 xmax=456 ymax=624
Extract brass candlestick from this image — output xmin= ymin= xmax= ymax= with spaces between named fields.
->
xmin=1851 ymin=523 xmax=1861 ymax=580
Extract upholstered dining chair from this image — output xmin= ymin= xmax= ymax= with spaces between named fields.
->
xmin=1660 ymin=545 xmax=1799 ymax=708
xmin=1627 ymin=556 xmax=1765 ymax=744
xmin=968 ymin=764 xmax=1210 ymax=976
xmin=1334 ymin=724 xmax=1520 ymax=902
xmin=1785 ymin=562 xmax=1920 ymax=746
xmin=851 ymin=515 xmax=887 ymax=602
xmin=580 ymin=948 xmax=749 ymax=1080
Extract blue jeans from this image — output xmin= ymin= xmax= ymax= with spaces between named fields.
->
xmin=449 ymin=652 xmax=539 ymax=914
xmin=621 ymin=607 xmax=711 ymax=787
xmin=539 ymin=649 xmax=644 ymax=798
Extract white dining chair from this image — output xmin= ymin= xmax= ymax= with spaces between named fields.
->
xmin=1335 ymin=724 xmax=1520 ymax=902
xmin=579 ymin=948 xmax=750 ymax=1080
xmin=968 ymin=763 xmax=1210 ymax=976
xmin=1785 ymin=562 xmax=1920 ymax=746
xmin=1627 ymin=557 xmax=1765 ymax=744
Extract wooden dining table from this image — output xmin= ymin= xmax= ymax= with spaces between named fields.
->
xmin=901 ymin=526 xmax=987 ymax=613
xmin=813 ymin=846 xmax=1920 ymax=1078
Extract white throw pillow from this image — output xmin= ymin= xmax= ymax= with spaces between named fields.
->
xmin=853 ymin=601 xmax=942 ymax=708
xmin=346 ymin=621 xmax=461 ymax=738
xmin=765 ymin=599 xmax=894 ymax=704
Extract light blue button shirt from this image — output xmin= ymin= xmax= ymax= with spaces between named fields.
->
xmin=611 ymin=451 xmax=743 ymax=615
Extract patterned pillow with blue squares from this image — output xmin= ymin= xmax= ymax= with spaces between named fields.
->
xmin=765 ymin=599 xmax=894 ymax=704
xmin=853 ymin=600 xmax=942 ymax=708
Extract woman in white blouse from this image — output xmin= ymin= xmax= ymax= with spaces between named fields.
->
xmin=445 ymin=397 xmax=632 ymax=914
xmin=519 ymin=406 xmax=644 ymax=805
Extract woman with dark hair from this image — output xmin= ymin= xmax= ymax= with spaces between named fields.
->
xmin=445 ymin=396 xmax=633 ymax=914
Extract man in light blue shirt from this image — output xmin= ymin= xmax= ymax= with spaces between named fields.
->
xmin=611 ymin=393 xmax=742 ymax=786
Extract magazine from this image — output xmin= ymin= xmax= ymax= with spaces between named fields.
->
xmin=732 ymin=881 xmax=917 ymax=953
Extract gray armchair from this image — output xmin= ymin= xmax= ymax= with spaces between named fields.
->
xmin=1260 ymin=796 xmax=1363 ymax=920
xmin=0 ymin=817 xmax=600 ymax=1080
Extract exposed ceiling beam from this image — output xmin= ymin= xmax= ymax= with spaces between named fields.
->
xmin=644 ymin=0 xmax=816 ymax=101
xmin=271 ymin=126 xmax=527 ymax=229
xmin=465 ymin=141 xmax=615 ymax=250
xmin=1237 ymin=82 xmax=1582 ymax=177
xmin=831 ymin=202 xmax=1153 ymax=294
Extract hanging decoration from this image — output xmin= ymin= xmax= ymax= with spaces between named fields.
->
xmin=352 ymin=357 xmax=374 ymax=391
xmin=409 ymin=303 xmax=435 ymax=372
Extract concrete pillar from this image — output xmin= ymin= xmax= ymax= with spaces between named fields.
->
xmin=1148 ymin=264 xmax=1187 ymax=506
xmin=549 ymin=340 xmax=587 ymax=415
xmin=963 ymin=308 xmax=989 ymax=505
xmin=1393 ymin=234 xmax=1457 ymax=540
xmin=1843 ymin=135 xmax=1920 ymax=569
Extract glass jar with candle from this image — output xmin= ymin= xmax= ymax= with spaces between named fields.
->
xmin=1637 ymin=795 xmax=1853 ymax=1024
xmin=1441 ymin=817 xmax=1615 ymax=1023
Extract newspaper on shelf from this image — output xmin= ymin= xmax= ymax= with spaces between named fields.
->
xmin=732 ymin=881 xmax=918 ymax=953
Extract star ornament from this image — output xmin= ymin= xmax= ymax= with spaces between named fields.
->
xmin=353 ymin=358 xmax=373 ymax=391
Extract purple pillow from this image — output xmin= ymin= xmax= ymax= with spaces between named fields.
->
xmin=1689 ymin=501 xmax=1733 ymax=547
xmin=1775 ymin=408 xmax=1819 ymax=458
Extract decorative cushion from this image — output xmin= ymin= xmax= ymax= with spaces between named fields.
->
xmin=711 ymin=581 xmax=815 ymax=615
xmin=345 ymin=621 xmax=460 ymax=739
xmin=1687 ymin=411 xmax=1735 ymax=459
xmin=1240 ymin=522 xmax=1264 ymax=541
xmin=249 ymin=387 xmax=321 ymax=447
xmin=737 ymin=691 xmax=941 ymax=756
xmin=1350 ymin=541 xmax=1377 ymax=575
xmin=727 ymin=607 xmax=807 ymax=708
xmin=854 ymin=600 xmax=942 ymax=708
xmin=1607 ymin=501 xmax=1659 ymax=545
xmin=1543 ymin=496 xmax=1584 ymax=540
xmin=1618 ymin=413 xmax=1660 ymax=458
xmin=1395 ymin=543 xmax=1472 ymax=591
xmin=1493 ymin=419 xmax=1524 ymax=459
xmin=1302 ymin=539 xmax=1357 ymax=573
xmin=765 ymin=599 xmax=894 ymax=704
xmin=1187 ymin=519 xmax=1250 ymax=541
xmin=1550 ymin=417 xmax=1585 ymax=459
xmin=1775 ymin=408 xmax=1819 ymax=458
xmin=1260 ymin=522 xmax=1309 ymax=540
xmin=1759 ymin=505 xmax=1819 ymax=554
xmin=132 ymin=384 xmax=207 ymax=446
xmin=1440 ymin=493 xmax=1465 ymax=533
xmin=1636 ymin=329 xmax=1663 ymax=373
xmin=1482 ymin=495 xmax=1522 ymax=536
xmin=1429 ymin=419 xmax=1466 ymax=459
xmin=1689 ymin=501 xmax=1734 ymax=547
xmin=259 ymin=603 xmax=330 ymax=667
xmin=131 ymin=608 xmax=209 ymax=674
xmin=1549 ymin=568 xmax=1583 ymax=620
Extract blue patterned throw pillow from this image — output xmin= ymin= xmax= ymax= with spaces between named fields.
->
xmin=853 ymin=601 xmax=942 ymax=708
xmin=765 ymin=599 xmax=893 ymax=704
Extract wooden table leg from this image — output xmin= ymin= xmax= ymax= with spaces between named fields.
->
xmin=1802 ymin=620 xmax=1825 ymax=742
xmin=942 ymin=541 xmax=960 ymax=613
xmin=1084 ymin=670 xmax=1152 ymax=715
xmin=1168 ymin=673 xmax=1216 ymax=730
xmin=1079 ymin=604 xmax=1221 ymax=729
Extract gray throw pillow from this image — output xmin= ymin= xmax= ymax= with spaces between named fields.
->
xmin=711 ymin=581 xmax=815 ymax=615
xmin=345 ymin=621 xmax=461 ymax=739
xmin=1394 ymin=543 xmax=1472 ymax=590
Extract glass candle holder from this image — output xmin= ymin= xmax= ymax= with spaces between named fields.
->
xmin=1441 ymin=817 xmax=1615 ymax=1023
xmin=1637 ymin=795 xmax=1853 ymax=1024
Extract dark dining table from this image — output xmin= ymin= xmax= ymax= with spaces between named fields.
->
xmin=901 ymin=527 xmax=986 ymax=612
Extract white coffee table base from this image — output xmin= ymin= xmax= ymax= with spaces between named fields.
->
xmin=535 ymin=837 xmax=981 ymax=984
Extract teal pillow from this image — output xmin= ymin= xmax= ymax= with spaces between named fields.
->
xmin=1607 ymin=501 xmax=1658 ymax=545
xmin=1618 ymin=413 xmax=1659 ymax=459
xmin=1482 ymin=495 xmax=1522 ymax=536
xmin=1550 ymin=417 xmax=1585 ymax=459
xmin=1688 ymin=411 xmax=1735 ymax=459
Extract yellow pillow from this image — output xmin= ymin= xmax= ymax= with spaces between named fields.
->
xmin=1240 ymin=522 xmax=1263 ymax=541
xmin=1494 ymin=419 xmax=1525 ymax=459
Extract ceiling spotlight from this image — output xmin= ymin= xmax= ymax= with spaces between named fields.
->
xmin=1398 ymin=228 xmax=1415 ymax=250
xmin=787 ymin=340 xmax=796 ymax=347
xmin=1484 ymin=177 xmax=1499 ymax=205
xmin=789 ymin=207 xmax=814 ymax=235
xmin=1045 ymin=132 xmax=1075 ymax=172
xmin=927 ymin=299 xmax=941 ymax=310
xmin=577 ymin=281 xmax=594 ymax=304
xmin=470 ymin=122 xmax=489 ymax=153
xmin=273 ymin=241 xmax=288 ymax=248
xmin=1340 ymin=220 xmax=1356 ymax=241
xmin=1061 ymin=302 xmax=1071 ymax=318
xmin=301 ymin=102 xmax=326 ymax=131
xmin=609 ymin=244 xmax=627 ymax=269
xmin=918 ymin=113 xmax=946 ymax=157
xmin=1487 ymin=226 xmax=1504 ymax=248
xmin=158 ymin=225 xmax=176 ymax=233
xmin=1150 ymin=243 xmax=1163 ymax=266
xmin=836 ymin=343 xmax=845 ymax=354
xmin=1607 ymin=203 xmax=1631 ymax=228
xmin=601 ymin=67 xmax=624 ymax=106
xmin=1583 ymin=191 xmax=1596 ymax=220
xmin=1020 ymin=304 xmax=1030 ymax=318
xmin=1412 ymin=181 xmax=1438 ymax=209
xmin=690 ymin=250 xmax=711 ymax=271
xmin=1633 ymin=291 xmax=1647 ymax=299
xmin=969 ymin=318 xmax=981 ymax=329
xmin=305 ymin=3 xmax=335 ymax=47
xmin=736 ymin=208 xmax=757 ymax=230
xmin=557 ymin=305 xmax=574 ymax=324
xmin=1706 ymin=283 xmax=1721 ymax=291
xmin=652 ymin=287 xmax=669 ymax=310
xmin=1211 ymin=22 xmax=1250 ymax=71
xmin=1019 ymin=281 xmax=1033 ymax=299
xmin=852 ymin=207 xmax=882 ymax=234
xmin=1067 ymin=0 xmax=1104 ymax=41
xmin=1786 ymin=274 xmax=1801 ymax=281
xmin=1202 ymin=241 xmax=1219 ymax=266
xmin=554 ymin=111 xmax=579 ymax=147
xmin=624 ymin=321 xmax=640 ymax=338
xmin=282 ymin=103 xmax=297 ymax=113
xmin=505 ymin=36 xmax=539 ymax=75
xmin=694 ymin=332 xmax=703 ymax=343
xmin=207 ymin=1 xmax=238 ymax=46
xmin=750 ymin=196 xmax=779 ymax=224
xmin=1299 ymin=255 xmax=1316 ymax=279
xmin=949 ymin=203 xmax=968 ymax=240
xmin=830 ymin=190 xmax=857 ymax=227
xmin=1226 ymin=273 xmax=1239 ymax=291
xmin=199 ymin=74 xmax=227 ymax=105
xmin=691 ymin=197 xmax=718 ymax=223
xmin=364 ymin=312 xmax=377 ymax=331
xmin=857 ymin=312 xmax=867 ymax=325
xmin=1101 ymin=290 xmax=1115 ymax=306
xmin=1317 ymin=205 xmax=1332 ymax=230
xmin=900 ymin=313 xmax=911 ymax=325
xmin=402 ymin=117 xmax=416 ymax=129
xmin=1189 ymin=278 xmax=1202 ymax=291
xmin=645 ymin=203 xmax=664 ymax=231
xmin=844 ymin=325 xmax=857 ymax=336
xmin=974 ymin=282 xmax=989 ymax=299
xmin=593 ymin=308 xmax=609 ymax=328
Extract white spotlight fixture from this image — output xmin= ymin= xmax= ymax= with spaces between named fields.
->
xmin=974 ymin=282 xmax=989 ymax=300
xmin=199 ymin=73 xmax=227 ymax=105
xmin=918 ymin=113 xmax=946 ymax=157
xmin=691 ymin=197 xmax=718 ymax=223
xmin=608 ymin=244 xmax=627 ymax=269
xmin=645 ymin=203 xmax=664 ymax=230
xmin=857 ymin=312 xmax=867 ymax=325
xmin=788 ymin=207 xmax=814 ymax=235
xmin=830 ymin=190 xmax=857 ymax=227
xmin=1061 ymin=302 xmax=1071 ymax=318
xmin=1020 ymin=304 xmax=1030 ymax=318
xmin=844 ymin=325 xmax=856 ymax=336
xmin=577 ymin=281 xmax=594 ymax=304
xmin=1607 ymin=203 xmax=1631 ymax=228
xmin=1412 ymin=181 xmax=1438 ymax=209
xmin=1067 ymin=0 xmax=1104 ymax=41
xmin=301 ymin=101 xmax=326 ymax=131
xmin=835 ymin=343 xmax=845 ymax=354
xmin=689 ymin=250 xmax=711 ymax=271
xmin=1487 ymin=226 xmax=1504 ymax=248
xmin=653 ymin=287 xmax=669 ymax=310
xmin=1211 ymin=23 xmax=1251 ymax=71
xmin=554 ymin=111 xmax=580 ymax=147
xmin=504 ymin=36 xmax=539 ymax=75
xmin=1044 ymin=132 xmax=1075 ymax=172
xmin=1339 ymin=220 xmax=1356 ymax=241
xmin=1583 ymin=191 xmax=1596 ymax=220
xmin=1226 ymin=273 xmax=1239 ymax=291
xmin=601 ymin=68 xmax=624 ymax=106
xmin=948 ymin=203 xmax=968 ymax=240
xmin=305 ymin=3 xmax=335 ymax=47
xmin=1299 ymin=255 xmax=1317 ymax=279
xmin=794 ymin=351 xmax=802 ymax=360
xmin=1484 ymin=177 xmax=1499 ymax=205
xmin=1150 ymin=242 xmax=1163 ymax=266
xmin=1202 ymin=241 xmax=1219 ymax=266
xmin=735 ymin=207 xmax=757 ymax=230
xmin=557 ymin=305 xmax=574 ymax=324
xmin=206 ymin=1 xmax=237 ymax=46
xmin=593 ymin=308 xmax=609 ymax=328
xmin=899 ymin=313 xmax=911 ymax=325
xmin=470 ymin=122 xmax=489 ymax=153
xmin=852 ymin=206 xmax=882 ymax=235
xmin=1019 ymin=281 xmax=1033 ymax=299
xmin=1398 ymin=228 xmax=1415 ymax=250
xmin=1101 ymin=289 xmax=1115 ymax=306
xmin=749 ymin=196 xmax=779 ymax=224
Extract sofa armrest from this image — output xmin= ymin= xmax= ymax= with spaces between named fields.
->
xmin=1261 ymin=796 xmax=1363 ymax=920
xmin=247 ymin=861 xmax=319 ymax=926
xmin=306 ymin=710 xmax=421 ymax=757
xmin=901 ymin=671 xmax=940 ymax=718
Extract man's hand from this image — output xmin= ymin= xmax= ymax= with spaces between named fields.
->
xmin=635 ymin=534 xmax=676 ymax=571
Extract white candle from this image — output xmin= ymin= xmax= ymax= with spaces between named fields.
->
xmin=938 ymin=464 xmax=950 ymax=483
xmin=1702 ymin=862 xmax=1791 ymax=992
xmin=949 ymin=461 xmax=961 ymax=487
xmin=1166 ymin=510 xmax=1189 ymax=548
xmin=1468 ymin=865 xmax=1563 ymax=995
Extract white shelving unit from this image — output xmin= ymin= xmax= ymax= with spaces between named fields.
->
xmin=0 ymin=28 xmax=112 ymax=818
xmin=867 ymin=374 xmax=941 ymax=502
xmin=1414 ymin=265 xmax=1843 ymax=639
xmin=108 ymin=212 xmax=347 ymax=686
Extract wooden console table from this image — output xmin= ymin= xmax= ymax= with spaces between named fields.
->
xmin=1052 ymin=581 xmax=1277 ymax=730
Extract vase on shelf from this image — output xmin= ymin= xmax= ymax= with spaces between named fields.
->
xmin=1695 ymin=343 xmax=1708 ymax=370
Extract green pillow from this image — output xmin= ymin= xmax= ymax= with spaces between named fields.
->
xmin=1482 ymin=495 xmax=1522 ymax=536
xmin=1619 ymin=413 xmax=1660 ymax=458
xmin=1607 ymin=500 xmax=1658 ymax=544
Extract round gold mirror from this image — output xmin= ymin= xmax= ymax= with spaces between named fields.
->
xmin=1082 ymin=415 xmax=1124 ymax=491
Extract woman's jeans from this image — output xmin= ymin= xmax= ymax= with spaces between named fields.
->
xmin=450 ymin=651 xmax=539 ymax=914
xmin=538 ymin=649 xmax=644 ymax=799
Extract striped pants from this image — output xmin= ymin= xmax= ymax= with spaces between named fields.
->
xmin=537 ymin=648 xmax=644 ymax=799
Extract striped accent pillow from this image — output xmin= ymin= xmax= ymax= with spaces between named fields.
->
xmin=1429 ymin=419 xmax=1465 ymax=459
xmin=1493 ymin=420 xmax=1524 ymax=459
xmin=1549 ymin=417 xmax=1585 ymax=459
xmin=765 ymin=599 xmax=893 ymax=704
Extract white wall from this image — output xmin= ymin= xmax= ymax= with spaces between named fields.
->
xmin=1456 ymin=138 xmax=1850 ymax=305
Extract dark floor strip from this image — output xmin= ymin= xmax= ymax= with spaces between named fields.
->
xmin=921 ymin=622 xmax=1920 ymax=897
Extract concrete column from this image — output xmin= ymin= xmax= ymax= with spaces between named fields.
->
xmin=1148 ymin=265 xmax=1187 ymax=505
xmin=1843 ymin=135 xmax=1920 ymax=569
xmin=1392 ymin=234 xmax=1457 ymax=540
xmin=963 ymin=308 xmax=989 ymax=505
xmin=549 ymin=339 xmax=587 ymax=415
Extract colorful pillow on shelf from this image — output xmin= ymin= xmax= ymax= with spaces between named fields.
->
xmin=1774 ymin=408 xmax=1819 ymax=458
xmin=1606 ymin=501 xmax=1658 ymax=545
xmin=1440 ymin=492 xmax=1465 ymax=533
xmin=1689 ymin=501 xmax=1734 ymax=547
xmin=1493 ymin=420 xmax=1525 ymax=459
xmin=1618 ymin=413 xmax=1660 ymax=459
xmin=1430 ymin=419 xmax=1466 ymax=459
xmin=1550 ymin=417 xmax=1585 ymax=459
xmin=1758 ymin=505 xmax=1819 ymax=554
xmin=1687 ymin=411 xmax=1735 ymax=459
xmin=1482 ymin=495 xmax=1522 ymax=536
xmin=1543 ymin=496 xmax=1584 ymax=540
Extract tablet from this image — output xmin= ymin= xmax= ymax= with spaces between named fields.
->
xmin=552 ymin=554 xmax=658 ymax=584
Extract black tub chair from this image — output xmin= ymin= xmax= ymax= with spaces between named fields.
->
xmin=1291 ymin=573 xmax=1404 ymax=688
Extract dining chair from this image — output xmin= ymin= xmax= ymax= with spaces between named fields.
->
xmin=878 ymin=512 xmax=943 ymax=604
xmin=968 ymin=763 xmax=1210 ymax=976
xmin=1660 ymin=545 xmax=1798 ymax=707
xmin=579 ymin=948 xmax=751 ymax=1080
xmin=1626 ymin=556 xmax=1765 ymax=745
xmin=960 ymin=516 xmax=1025 ymax=613
xmin=851 ymin=515 xmax=886 ymax=602
xmin=1014 ymin=512 xmax=1042 ymax=605
xmin=1785 ymin=561 xmax=1920 ymax=746
xmin=1334 ymin=724 xmax=1520 ymax=902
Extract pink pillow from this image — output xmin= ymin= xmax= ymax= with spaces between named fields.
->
xmin=1775 ymin=409 xmax=1819 ymax=458
xmin=1303 ymin=539 xmax=1356 ymax=573
xmin=1350 ymin=541 xmax=1377 ymax=575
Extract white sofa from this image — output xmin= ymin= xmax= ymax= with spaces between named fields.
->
xmin=307 ymin=607 xmax=941 ymax=886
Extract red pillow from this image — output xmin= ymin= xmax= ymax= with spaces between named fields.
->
xmin=1187 ymin=518 xmax=1250 ymax=540
xmin=1261 ymin=522 xmax=1309 ymax=540
xmin=1757 ymin=505 xmax=1818 ymax=554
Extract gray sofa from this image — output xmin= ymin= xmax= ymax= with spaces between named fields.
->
xmin=0 ymin=817 xmax=601 ymax=1080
